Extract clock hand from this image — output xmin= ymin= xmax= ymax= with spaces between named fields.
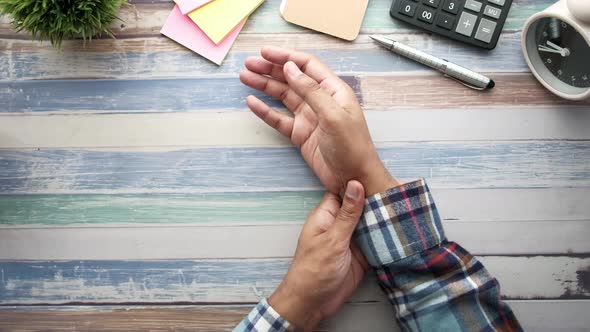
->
xmin=538 ymin=46 xmax=563 ymax=54
xmin=546 ymin=40 xmax=563 ymax=50
xmin=546 ymin=40 xmax=571 ymax=56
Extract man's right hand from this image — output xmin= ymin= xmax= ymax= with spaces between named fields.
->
xmin=240 ymin=46 xmax=399 ymax=196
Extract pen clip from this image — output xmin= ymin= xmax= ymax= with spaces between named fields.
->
xmin=443 ymin=74 xmax=486 ymax=91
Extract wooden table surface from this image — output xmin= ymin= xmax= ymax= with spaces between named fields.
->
xmin=1 ymin=0 xmax=589 ymax=330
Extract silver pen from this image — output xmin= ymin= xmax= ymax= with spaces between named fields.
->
xmin=370 ymin=35 xmax=495 ymax=90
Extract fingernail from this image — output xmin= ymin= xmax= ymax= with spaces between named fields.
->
xmin=345 ymin=182 xmax=360 ymax=200
xmin=285 ymin=61 xmax=302 ymax=78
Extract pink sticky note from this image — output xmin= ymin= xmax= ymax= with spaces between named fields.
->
xmin=175 ymin=0 xmax=214 ymax=15
xmin=160 ymin=5 xmax=244 ymax=65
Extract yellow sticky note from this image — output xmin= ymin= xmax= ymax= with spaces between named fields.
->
xmin=189 ymin=0 xmax=264 ymax=44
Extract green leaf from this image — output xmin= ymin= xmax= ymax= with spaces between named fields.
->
xmin=0 ymin=0 xmax=128 ymax=49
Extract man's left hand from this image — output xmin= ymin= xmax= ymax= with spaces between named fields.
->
xmin=269 ymin=180 xmax=369 ymax=331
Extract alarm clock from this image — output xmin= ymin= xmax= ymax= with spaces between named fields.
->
xmin=522 ymin=0 xmax=590 ymax=100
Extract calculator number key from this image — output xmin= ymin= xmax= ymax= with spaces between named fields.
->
xmin=417 ymin=7 xmax=436 ymax=24
xmin=422 ymin=0 xmax=441 ymax=8
xmin=399 ymin=0 xmax=418 ymax=17
xmin=442 ymin=0 xmax=461 ymax=14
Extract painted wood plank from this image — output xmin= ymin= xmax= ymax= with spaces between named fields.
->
xmin=0 ymin=33 xmax=531 ymax=80
xmin=361 ymin=74 xmax=590 ymax=109
xmin=0 ymin=257 xmax=588 ymax=304
xmin=0 ymin=220 xmax=588 ymax=260
xmin=1 ymin=188 xmax=588 ymax=226
xmin=2 ymin=107 xmax=590 ymax=149
xmin=0 ymin=0 xmax=554 ymax=38
xmin=0 ymin=77 xmax=351 ymax=113
xmin=0 ymin=301 xmax=588 ymax=332
xmin=1 ymin=142 xmax=589 ymax=193
xmin=2 ymin=74 xmax=588 ymax=113
xmin=1 ymin=32 xmax=531 ymax=81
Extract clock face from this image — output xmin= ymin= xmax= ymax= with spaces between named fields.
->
xmin=534 ymin=17 xmax=590 ymax=88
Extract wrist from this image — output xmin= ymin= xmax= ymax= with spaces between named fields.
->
xmin=359 ymin=157 xmax=400 ymax=197
xmin=268 ymin=282 xmax=317 ymax=330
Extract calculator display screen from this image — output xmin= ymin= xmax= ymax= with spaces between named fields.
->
xmin=534 ymin=17 xmax=590 ymax=88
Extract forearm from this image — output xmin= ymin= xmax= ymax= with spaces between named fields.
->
xmin=355 ymin=179 xmax=522 ymax=331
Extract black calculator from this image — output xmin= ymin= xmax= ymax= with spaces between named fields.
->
xmin=390 ymin=0 xmax=513 ymax=50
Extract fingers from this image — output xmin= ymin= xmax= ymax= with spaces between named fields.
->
xmin=283 ymin=61 xmax=342 ymax=118
xmin=261 ymin=46 xmax=335 ymax=84
xmin=330 ymin=181 xmax=365 ymax=241
xmin=245 ymin=56 xmax=286 ymax=83
xmin=245 ymin=95 xmax=294 ymax=137
xmin=240 ymin=69 xmax=303 ymax=111
xmin=302 ymin=192 xmax=341 ymax=236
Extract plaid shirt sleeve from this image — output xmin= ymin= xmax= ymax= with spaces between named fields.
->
xmin=234 ymin=298 xmax=293 ymax=332
xmin=236 ymin=179 xmax=523 ymax=331
xmin=355 ymin=179 xmax=523 ymax=331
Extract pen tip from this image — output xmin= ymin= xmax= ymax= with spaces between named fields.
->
xmin=369 ymin=35 xmax=393 ymax=46
xmin=487 ymin=80 xmax=495 ymax=89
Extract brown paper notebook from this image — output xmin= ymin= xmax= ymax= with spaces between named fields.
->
xmin=280 ymin=0 xmax=369 ymax=41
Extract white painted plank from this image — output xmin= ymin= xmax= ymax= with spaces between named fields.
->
xmin=433 ymin=187 xmax=590 ymax=223
xmin=1 ymin=107 xmax=590 ymax=148
xmin=1 ymin=219 xmax=588 ymax=260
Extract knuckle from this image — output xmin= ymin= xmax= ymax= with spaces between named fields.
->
xmin=339 ymin=203 xmax=358 ymax=220
xmin=279 ymin=88 xmax=290 ymax=102
xmin=301 ymin=78 xmax=320 ymax=92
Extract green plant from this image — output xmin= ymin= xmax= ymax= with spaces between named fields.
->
xmin=0 ymin=0 xmax=127 ymax=49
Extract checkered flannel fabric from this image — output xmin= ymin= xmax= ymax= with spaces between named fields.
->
xmin=236 ymin=179 xmax=522 ymax=331
xmin=234 ymin=298 xmax=293 ymax=332
xmin=356 ymin=179 xmax=522 ymax=331
xmin=355 ymin=178 xmax=445 ymax=267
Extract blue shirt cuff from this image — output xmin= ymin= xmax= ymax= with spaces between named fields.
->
xmin=354 ymin=179 xmax=446 ymax=267
xmin=234 ymin=298 xmax=294 ymax=332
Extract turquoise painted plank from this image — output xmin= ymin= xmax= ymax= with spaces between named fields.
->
xmin=0 ymin=77 xmax=359 ymax=112
xmin=1 ymin=188 xmax=589 ymax=226
xmin=0 ymin=142 xmax=589 ymax=193
xmin=0 ymin=192 xmax=323 ymax=225
xmin=0 ymin=34 xmax=526 ymax=81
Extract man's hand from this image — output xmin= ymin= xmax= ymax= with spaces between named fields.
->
xmin=269 ymin=181 xmax=369 ymax=331
xmin=240 ymin=47 xmax=399 ymax=196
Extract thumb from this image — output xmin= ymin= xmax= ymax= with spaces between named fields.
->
xmin=283 ymin=61 xmax=340 ymax=118
xmin=331 ymin=181 xmax=365 ymax=241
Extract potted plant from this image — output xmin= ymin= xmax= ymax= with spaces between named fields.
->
xmin=0 ymin=0 xmax=127 ymax=49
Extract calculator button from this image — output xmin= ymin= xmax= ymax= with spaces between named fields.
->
xmin=442 ymin=0 xmax=461 ymax=14
xmin=417 ymin=7 xmax=436 ymax=23
xmin=399 ymin=0 xmax=418 ymax=17
xmin=474 ymin=18 xmax=497 ymax=43
xmin=455 ymin=12 xmax=477 ymax=36
xmin=422 ymin=0 xmax=441 ymax=8
xmin=483 ymin=5 xmax=502 ymax=19
xmin=488 ymin=0 xmax=505 ymax=5
xmin=436 ymin=13 xmax=456 ymax=30
xmin=464 ymin=0 xmax=483 ymax=12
